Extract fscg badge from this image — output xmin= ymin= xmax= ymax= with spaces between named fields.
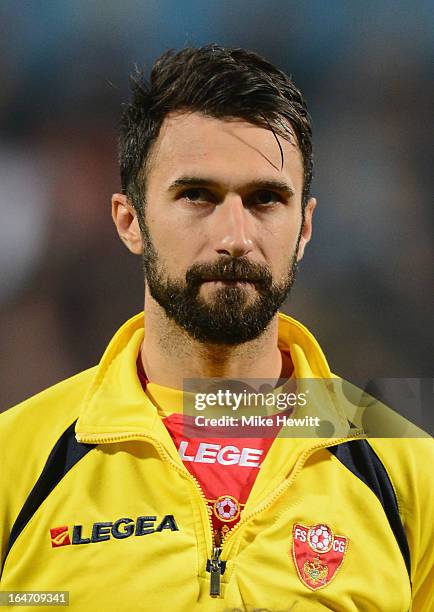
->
xmin=292 ymin=523 xmax=348 ymax=591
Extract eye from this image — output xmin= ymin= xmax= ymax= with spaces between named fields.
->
xmin=251 ymin=190 xmax=283 ymax=207
xmin=180 ymin=188 xmax=214 ymax=204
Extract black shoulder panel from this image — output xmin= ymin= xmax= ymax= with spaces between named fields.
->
xmin=2 ymin=420 xmax=95 ymax=572
xmin=328 ymin=439 xmax=411 ymax=582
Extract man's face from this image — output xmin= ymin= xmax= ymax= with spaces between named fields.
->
xmin=131 ymin=113 xmax=315 ymax=344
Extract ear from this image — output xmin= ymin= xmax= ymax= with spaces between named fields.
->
xmin=111 ymin=193 xmax=143 ymax=255
xmin=296 ymin=197 xmax=317 ymax=262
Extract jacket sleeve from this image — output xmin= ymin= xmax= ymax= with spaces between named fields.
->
xmin=406 ymin=439 xmax=434 ymax=612
xmin=0 ymin=403 xmax=41 ymax=571
xmin=369 ymin=437 xmax=434 ymax=611
xmin=0 ymin=369 xmax=92 ymax=573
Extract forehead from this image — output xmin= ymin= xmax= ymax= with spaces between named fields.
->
xmin=145 ymin=112 xmax=304 ymax=192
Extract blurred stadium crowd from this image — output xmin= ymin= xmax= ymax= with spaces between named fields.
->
xmin=1 ymin=1 xmax=433 ymax=409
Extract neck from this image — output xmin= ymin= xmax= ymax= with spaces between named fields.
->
xmin=140 ymin=295 xmax=283 ymax=390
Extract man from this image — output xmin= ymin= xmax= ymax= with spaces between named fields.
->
xmin=0 ymin=45 xmax=432 ymax=611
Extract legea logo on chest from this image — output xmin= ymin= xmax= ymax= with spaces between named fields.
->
xmin=178 ymin=441 xmax=263 ymax=467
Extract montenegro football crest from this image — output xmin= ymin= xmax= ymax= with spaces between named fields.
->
xmin=292 ymin=523 xmax=348 ymax=590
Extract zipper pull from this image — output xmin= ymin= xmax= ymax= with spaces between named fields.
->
xmin=207 ymin=546 xmax=226 ymax=597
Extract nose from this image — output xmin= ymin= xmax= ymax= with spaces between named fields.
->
xmin=213 ymin=195 xmax=254 ymax=258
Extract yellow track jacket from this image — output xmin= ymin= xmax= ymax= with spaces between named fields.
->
xmin=0 ymin=312 xmax=433 ymax=611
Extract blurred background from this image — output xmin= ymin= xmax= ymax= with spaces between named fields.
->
xmin=1 ymin=0 xmax=433 ymax=411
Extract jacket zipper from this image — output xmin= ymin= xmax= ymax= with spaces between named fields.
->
xmin=76 ymin=431 xmax=363 ymax=597
xmin=208 ymin=546 xmax=224 ymax=597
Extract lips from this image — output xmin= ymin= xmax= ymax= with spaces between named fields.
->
xmin=203 ymin=278 xmax=256 ymax=285
xmin=202 ymin=277 xmax=256 ymax=283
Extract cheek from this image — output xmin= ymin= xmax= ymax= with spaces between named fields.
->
xmin=147 ymin=214 xmax=203 ymax=273
xmin=268 ymin=245 xmax=296 ymax=280
xmin=260 ymin=214 xmax=302 ymax=260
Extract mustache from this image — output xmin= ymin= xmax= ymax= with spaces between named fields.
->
xmin=185 ymin=257 xmax=272 ymax=288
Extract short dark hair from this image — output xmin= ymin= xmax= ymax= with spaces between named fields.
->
xmin=119 ymin=44 xmax=313 ymax=223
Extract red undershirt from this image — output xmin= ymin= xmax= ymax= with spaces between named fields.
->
xmin=137 ymin=353 xmax=293 ymax=545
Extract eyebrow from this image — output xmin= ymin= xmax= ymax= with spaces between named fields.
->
xmin=167 ymin=176 xmax=295 ymax=198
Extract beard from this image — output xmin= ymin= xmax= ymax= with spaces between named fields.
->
xmin=140 ymin=219 xmax=301 ymax=345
